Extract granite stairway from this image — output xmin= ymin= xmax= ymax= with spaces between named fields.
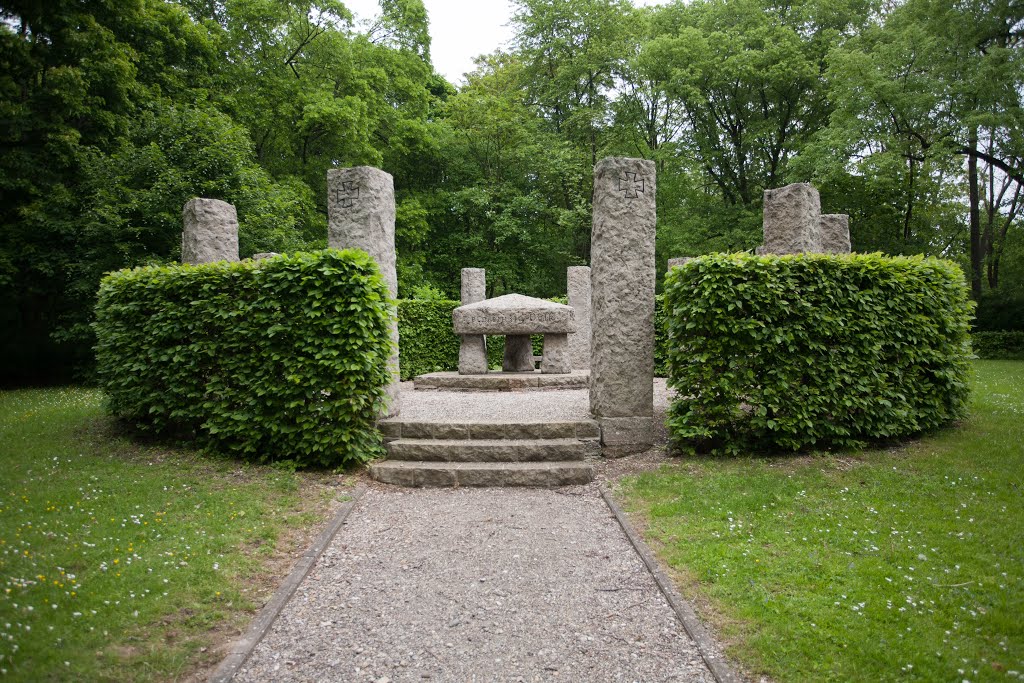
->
xmin=370 ymin=420 xmax=600 ymax=487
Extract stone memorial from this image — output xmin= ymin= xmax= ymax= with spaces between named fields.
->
xmin=327 ymin=166 xmax=401 ymax=416
xmin=760 ymin=183 xmax=821 ymax=255
xmin=453 ymin=294 xmax=576 ymax=374
xmin=757 ymin=182 xmax=852 ymax=256
xmin=251 ymin=252 xmax=279 ymax=260
xmin=589 ymin=157 xmax=656 ymax=454
xmin=567 ymin=266 xmax=591 ymax=371
xmin=458 ymin=268 xmax=488 ymax=374
xmin=181 ymin=198 xmax=239 ymax=265
xmin=819 ymin=214 xmax=852 ymax=254
xmin=667 ymin=257 xmax=691 ymax=271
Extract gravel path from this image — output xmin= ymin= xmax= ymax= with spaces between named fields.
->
xmin=235 ymin=486 xmax=715 ymax=683
xmin=395 ymin=379 xmax=675 ymax=423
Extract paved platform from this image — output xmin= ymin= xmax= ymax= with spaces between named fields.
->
xmin=393 ymin=379 xmax=675 ymax=425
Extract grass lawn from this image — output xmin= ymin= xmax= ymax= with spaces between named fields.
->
xmin=0 ymin=388 xmax=352 ymax=682
xmin=620 ymin=360 xmax=1024 ymax=682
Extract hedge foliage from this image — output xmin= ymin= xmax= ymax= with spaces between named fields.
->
xmin=94 ymin=250 xmax=392 ymax=468
xmin=663 ymin=253 xmax=973 ymax=454
xmin=972 ymin=331 xmax=1024 ymax=360
xmin=396 ymin=299 xmax=462 ymax=379
xmin=654 ymin=295 xmax=668 ymax=377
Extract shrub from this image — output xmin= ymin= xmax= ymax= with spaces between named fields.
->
xmin=397 ymin=299 xmax=462 ymax=379
xmin=654 ymin=295 xmax=668 ymax=377
xmin=396 ymin=299 xmax=518 ymax=378
xmin=664 ymin=253 xmax=973 ymax=454
xmin=93 ymin=250 xmax=392 ymax=468
xmin=972 ymin=331 xmax=1024 ymax=360
xmin=974 ymin=290 xmax=1024 ymax=331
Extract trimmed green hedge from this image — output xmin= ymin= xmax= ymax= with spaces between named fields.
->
xmin=655 ymin=295 xmax=667 ymax=377
xmin=94 ymin=250 xmax=392 ymax=468
xmin=664 ymin=253 xmax=973 ymax=454
xmin=397 ymin=299 xmax=462 ymax=379
xmin=972 ymin=331 xmax=1024 ymax=360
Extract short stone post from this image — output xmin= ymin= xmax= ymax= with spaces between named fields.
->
xmin=327 ymin=166 xmax=401 ymax=416
xmin=589 ymin=157 xmax=656 ymax=455
xmin=567 ymin=266 xmax=591 ymax=371
xmin=760 ymin=183 xmax=821 ymax=255
xmin=540 ymin=334 xmax=571 ymax=373
xmin=181 ymin=198 xmax=239 ymax=264
xmin=667 ymin=257 xmax=691 ymax=271
xmin=819 ymin=214 xmax=852 ymax=254
xmin=459 ymin=268 xmax=488 ymax=374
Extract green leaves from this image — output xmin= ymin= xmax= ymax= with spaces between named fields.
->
xmin=664 ymin=252 xmax=974 ymax=454
xmin=395 ymin=299 xmax=462 ymax=379
xmin=972 ymin=331 xmax=1024 ymax=360
xmin=93 ymin=249 xmax=392 ymax=468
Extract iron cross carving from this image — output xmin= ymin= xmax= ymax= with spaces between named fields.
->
xmin=335 ymin=181 xmax=360 ymax=209
xmin=618 ymin=172 xmax=646 ymax=199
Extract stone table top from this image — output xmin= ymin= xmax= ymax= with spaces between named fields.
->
xmin=453 ymin=293 xmax=577 ymax=335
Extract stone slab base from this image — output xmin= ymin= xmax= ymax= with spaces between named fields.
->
xmin=414 ymin=371 xmax=589 ymax=391
xmin=369 ymin=461 xmax=595 ymax=487
xmin=599 ymin=416 xmax=655 ymax=458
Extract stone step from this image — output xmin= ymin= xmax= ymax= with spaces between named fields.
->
xmin=386 ymin=438 xmax=592 ymax=463
xmin=369 ymin=461 xmax=595 ymax=487
xmin=379 ymin=420 xmax=600 ymax=442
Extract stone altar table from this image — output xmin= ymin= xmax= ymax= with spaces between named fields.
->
xmin=453 ymin=294 xmax=577 ymax=374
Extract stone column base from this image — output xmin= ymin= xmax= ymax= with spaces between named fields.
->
xmin=598 ymin=417 xmax=655 ymax=457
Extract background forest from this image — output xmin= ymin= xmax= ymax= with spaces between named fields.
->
xmin=2 ymin=0 xmax=1022 ymax=383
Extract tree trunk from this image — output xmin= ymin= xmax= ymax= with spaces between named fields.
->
xmin=968 ymin=127 xmax=982 ymax=301
xmin=984 ymin=155 xmax=995 ymax=288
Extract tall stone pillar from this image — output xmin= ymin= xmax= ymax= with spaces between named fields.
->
xmin=459 ymin=268 xmax=488 ymax=374
xmin=181 ymin=199 xmax=239 ymax=264
xmin=589 ymin=157 xmax=656 ymax=455
xmin=567 ymin=266 xmax=591 ymax=371
xmin=327 ymin=166 xmax=401 ymax=416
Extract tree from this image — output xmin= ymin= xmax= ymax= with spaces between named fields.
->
xmin=191 ymin=0 xmax=436 ymax=207
xmin=0 ymin=0 xmax=216 ymax=380
xmin=512 ymin=0 xmax=633 ymax=169
xmin=0 ymin=0 xmax=445 ymax=381
xmin=643 ymin=0 xmax=843 ymax=207
xmin=413 ymin=55 xmax=588 ymax=297
xmin=808 ymin=0 xmax=1024 ymax=297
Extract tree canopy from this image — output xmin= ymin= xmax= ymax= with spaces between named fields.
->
xmin=2 ymin=0 xmax=1022 ymax=382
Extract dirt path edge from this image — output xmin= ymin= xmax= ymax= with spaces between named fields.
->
xmin=208 ymin=485 xmax=368 ymax=683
